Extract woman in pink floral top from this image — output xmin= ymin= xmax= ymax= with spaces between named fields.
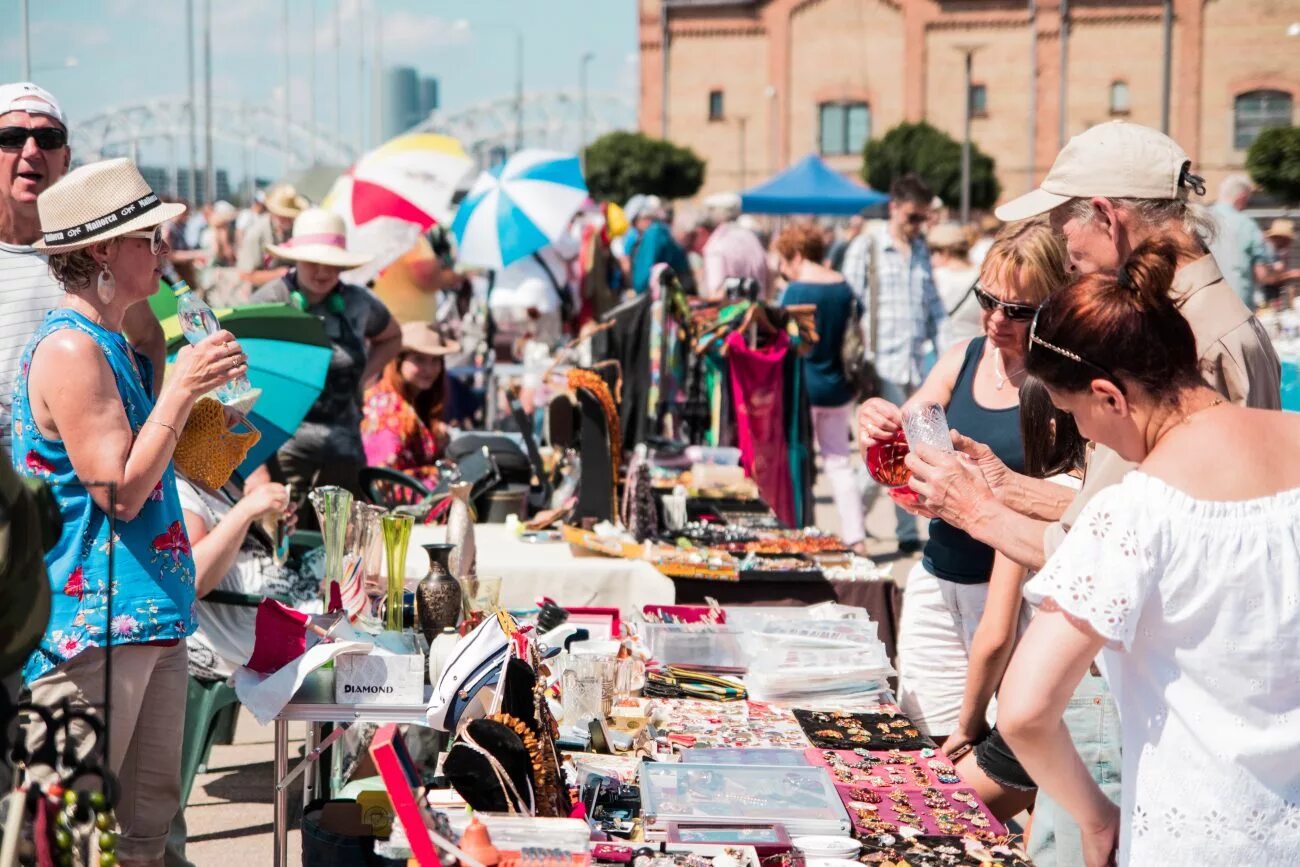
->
xmin=361 ymin=322 xmax=458 ymax=488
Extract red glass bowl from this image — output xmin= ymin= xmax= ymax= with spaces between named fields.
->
xmin=888 ymin=486 xmax=922 ymax=510
xmin=866 ymin=431 xmax=911 ymax=487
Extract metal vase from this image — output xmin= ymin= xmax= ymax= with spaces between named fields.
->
xmin=308 ymin=485 xmax=353 ymax=603
xmin=415 ymin=543 xmax=462 ymax=644
xmin=445 ymin=481 xmax=477 ymax=581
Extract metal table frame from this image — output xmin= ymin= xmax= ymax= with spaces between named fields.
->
xmin=272 ymin=671 xmax=431 ymax=867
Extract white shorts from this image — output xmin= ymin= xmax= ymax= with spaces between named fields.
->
xmin=896 ymin=561 xmax=993 ymax=737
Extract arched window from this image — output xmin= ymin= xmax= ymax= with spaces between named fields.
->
xmin=1109 ymin=81 xmax=1130 ymax=116
xmin=819 ymin=102 xmax=871 ymax=156
xmin=1234 ymin=89 xmax=1293 ymax=149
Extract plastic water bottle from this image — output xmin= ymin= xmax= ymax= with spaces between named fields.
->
xmin=173 ymin=280 xmax=251 ymax=402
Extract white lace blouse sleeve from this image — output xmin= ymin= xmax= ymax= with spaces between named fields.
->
xmin=1022 ymin=477 xmax=1164 ymax=650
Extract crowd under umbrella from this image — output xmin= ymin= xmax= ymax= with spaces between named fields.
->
xmin=324 ymin=132 xmax=477 ymax=284
xmin=451 ymin=149 xmax=589 ymax=270
xmin=160 ymin=303 xmax=332 ymax=479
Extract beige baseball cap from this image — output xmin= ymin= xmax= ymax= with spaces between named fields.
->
xmin=996 ymin=121 xmax=1196 ymax=223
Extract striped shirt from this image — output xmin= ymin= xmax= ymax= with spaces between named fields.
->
xmin=0 ymin=242 xmax=63 ymax=461
xmin=842 ymin=224 xmax=945 ymax=387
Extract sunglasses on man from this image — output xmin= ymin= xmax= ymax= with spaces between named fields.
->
xmin=0 ymin=126 xmax=68 ymax=151
xmin=121 ymin=224 xmax=169 ymax=255
xmin=973 ymin=284 xmax=1039 ymax=322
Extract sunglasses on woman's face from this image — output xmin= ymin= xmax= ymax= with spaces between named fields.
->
xmin=121 ymin=224 xmax=168 ymax=255
xmin=0 ymin=126 xmax=68 ymax=151
xmin=974 ymin=284 xmax=1039 ymax=322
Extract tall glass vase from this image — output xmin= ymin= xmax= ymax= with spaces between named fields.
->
xmin=308 ymin=486 xmax=353 ymax=603
xmin=381 ymin=512 xmax=414 ymax=632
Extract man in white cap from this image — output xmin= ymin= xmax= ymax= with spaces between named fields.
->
xmin=0 ymin=82 xmax=164 ymax=460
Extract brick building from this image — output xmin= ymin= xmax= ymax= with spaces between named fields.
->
xmin=637 ymin=0 xmax=1299 ymax=204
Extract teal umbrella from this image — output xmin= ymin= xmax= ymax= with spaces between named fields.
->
xmin=164 ymin=304 xmax=332 ymax=478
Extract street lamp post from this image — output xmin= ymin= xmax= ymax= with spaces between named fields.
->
xmin=514 ymin=31 xmax=524 ymax=153
xmin=956 ymin=45 xmax=981 ymax=224
xmin=579 ymin=52 xmax=595 ymax=165
xmin=20 ymin=0 xmax=31 ymax=81
xmin=187 ymin=0 xmax=198 ymax=204
xmin=282 ymin=0 xmax=292 ymax=175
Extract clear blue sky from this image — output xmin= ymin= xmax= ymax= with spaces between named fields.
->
xmin=8 ymin=0 xmax=637 ymax=178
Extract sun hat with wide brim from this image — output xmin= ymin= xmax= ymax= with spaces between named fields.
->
xmin=32 ymin=157 xmax=186 ymax=252
xmin=400 ymin=321 xmax=460 ymax=358
xmin=1265 ymin=218 xmax=1295 ymax=242
xmin=264 ymin=184 xmax=309 ymax=219
xmin=266 ymin=208 xmax=374 ymax=269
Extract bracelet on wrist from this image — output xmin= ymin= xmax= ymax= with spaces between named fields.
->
xmin=146 ymin=419 xmax=180 ymax=443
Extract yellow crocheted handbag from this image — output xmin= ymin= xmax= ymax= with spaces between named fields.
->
xmin=173 ymin=397 xmax=261 ymax=489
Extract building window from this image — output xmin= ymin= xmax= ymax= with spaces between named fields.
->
xmin=969 ymin=84 xmax=988 ymax=118
xmin=1234 ymin=89 xmax=1293 ymax=149
xmin=708 ymin=90 xmax=724 ymax=121
xmin=1109 ymin=81 xmax=1130 ymax=116
xmin=819 ymin=102 xmax=871 ymax=156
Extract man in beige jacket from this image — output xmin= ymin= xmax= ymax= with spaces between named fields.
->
xmin=892 ymin=120 xmax=1281 ymax=570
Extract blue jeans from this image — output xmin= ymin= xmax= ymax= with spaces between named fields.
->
xmin=863 ymin=379 xmax=919 ymax=543
xmin=1028 ymin=673 xmax=1123 ymax=866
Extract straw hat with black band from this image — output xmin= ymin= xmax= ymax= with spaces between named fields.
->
xmin=32 ymin=157 xmax=185 ymax=252
xmin=400 ymin=321 xmax=460 ymax=359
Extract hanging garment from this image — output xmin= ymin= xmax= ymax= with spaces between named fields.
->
xmin=592 ymin=293 xmax=653 ymax=448
xmin=725 ymin=329 xmax=795 ymax=526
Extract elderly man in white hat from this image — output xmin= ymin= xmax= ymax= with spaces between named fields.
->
xmin=700 ymin=191 xmax=768 ymax=301
xmin=0 ymin=82 xmax=165 ymax=461
xmin=248 ymin=208 xmax=400 ymax=513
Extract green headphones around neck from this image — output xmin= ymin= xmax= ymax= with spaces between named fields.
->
xmin=290 ymin=287 xmax=346 ymax=315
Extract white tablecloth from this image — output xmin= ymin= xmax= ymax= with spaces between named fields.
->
xmin=405 ymin=523 xmax=675 ymax=612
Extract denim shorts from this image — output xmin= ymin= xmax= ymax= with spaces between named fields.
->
xmin=974 ymin=726 xmax=1037 ymax=791
xmin=1027 ymin=673 xmax=1123 ymax=867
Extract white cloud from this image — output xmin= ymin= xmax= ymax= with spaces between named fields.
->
xmin=378 ymin=12 xmax=471 ymax=57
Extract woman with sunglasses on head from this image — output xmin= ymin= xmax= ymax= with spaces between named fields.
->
xmin=857 ymin=219 xmax=1069 ymax=743
xmin=994 ymin=239 xmax=1300 ymax=866
xmin=13 ymin=159 xmax=246 ymax=867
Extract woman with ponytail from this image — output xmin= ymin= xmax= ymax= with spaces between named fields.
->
xmin=994 ymin=239 xmax=1300 ymax=866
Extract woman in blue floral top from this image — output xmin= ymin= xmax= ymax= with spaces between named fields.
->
xmin=12 ymin=159 xmax=245 ymax=865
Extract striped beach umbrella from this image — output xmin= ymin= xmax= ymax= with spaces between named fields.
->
xmin=451 ymin=149 xmax=588 ymax=269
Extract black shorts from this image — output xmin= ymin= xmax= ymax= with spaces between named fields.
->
xmin=973 ymin=726 xmax=1037 ymax=791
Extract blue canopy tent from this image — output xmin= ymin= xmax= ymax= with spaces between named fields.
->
xmin=740 ymin=154 xmax=889 ymax=215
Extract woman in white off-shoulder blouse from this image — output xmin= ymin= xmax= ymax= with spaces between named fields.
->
xmin=993 ymin=239 xmax=1300 ymax=867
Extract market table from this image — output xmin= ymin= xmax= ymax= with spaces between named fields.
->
xmin=272 ymin=670 xmax=432 ymax=867
xmin=407 ymin=523 xmax=676 ymax=610
xmin=671 ymin=576 xmax=904 ymax=665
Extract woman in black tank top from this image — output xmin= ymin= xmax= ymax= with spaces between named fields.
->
xmin=856 ymin=221 xmax=1070 ymax=766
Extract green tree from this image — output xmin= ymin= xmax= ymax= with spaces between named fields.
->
xmin=1246 ymin=126 xmax=1300 ymax=204
xmin=583 ymin=131 xmax=706 ymax=203
xmin=861 ymin=121 xmax=1000 ymax=211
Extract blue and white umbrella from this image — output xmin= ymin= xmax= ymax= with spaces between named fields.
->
xmin=451 ymin=149 xmax=588 ymax=269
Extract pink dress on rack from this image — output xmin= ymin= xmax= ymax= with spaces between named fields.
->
xmin=725 ymin=329 xmax=795 ymax=526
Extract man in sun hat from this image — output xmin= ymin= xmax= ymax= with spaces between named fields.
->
xmin=0 ymin=82 xmax=165 ymax=460
xmin=235 ymin=182 xmax=308 ymax=290
xmin=248 ymin=208 xmax=401 ymax=514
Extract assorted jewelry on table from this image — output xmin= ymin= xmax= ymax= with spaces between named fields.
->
xmin=793 ymin=709 xmax=936 ymax=751
xmin=647 ymin=699 xmax=810 ymax=752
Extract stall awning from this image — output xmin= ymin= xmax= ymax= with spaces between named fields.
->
xmin=740 ymin=154 xmax=889 ymax=216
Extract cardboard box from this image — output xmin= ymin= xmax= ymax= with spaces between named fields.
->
xmin=334 ymin=631 xmax=425 ymax=705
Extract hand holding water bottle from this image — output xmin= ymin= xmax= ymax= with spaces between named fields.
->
xmin=173 ymin=280 xmax=253 ymax=403
xmin=166 ymin=329 xmax=248 ymax=403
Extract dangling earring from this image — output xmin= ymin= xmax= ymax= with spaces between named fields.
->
xmin=97 ymin=263 xmax=115 ymax=304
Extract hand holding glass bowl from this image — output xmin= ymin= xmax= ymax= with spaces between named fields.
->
xmin=865 ymin=402 xmax=953 ymax=519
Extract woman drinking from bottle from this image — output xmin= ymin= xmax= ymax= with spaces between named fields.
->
xmin=13 ymin=158 xmax=246 ymax=866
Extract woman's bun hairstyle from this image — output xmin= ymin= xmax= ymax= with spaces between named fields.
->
xmin=1025 ymin=238 xmax=1201 ymax=400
